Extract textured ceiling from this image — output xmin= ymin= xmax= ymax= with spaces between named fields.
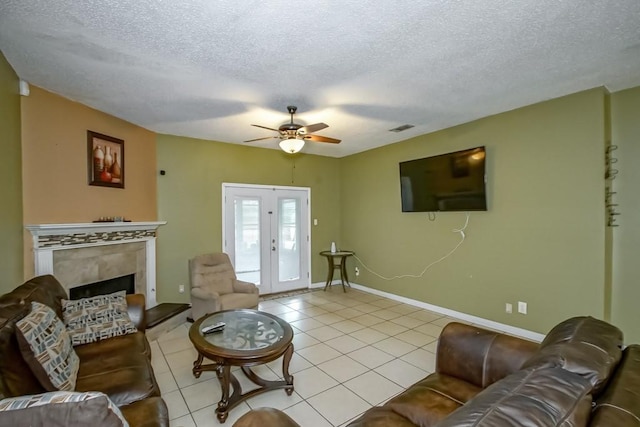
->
xmin=1 ymin=1 xmax=639 ymax=157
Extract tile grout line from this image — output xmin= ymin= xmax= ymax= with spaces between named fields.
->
xmin=156 ymin=289 xmax=451 ymax=426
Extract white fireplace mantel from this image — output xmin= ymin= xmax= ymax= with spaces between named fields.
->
xmin=26 ymin=221 xmax=167 ymax=239
xmin=25 ymin=221 xmax=166 ymax=308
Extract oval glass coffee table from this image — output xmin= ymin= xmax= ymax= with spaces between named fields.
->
xmin=188 ymin=309 xmax=294 ymax=423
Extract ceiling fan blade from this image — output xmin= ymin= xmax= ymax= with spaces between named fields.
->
xmin=243 ymin=136 xmax=278 ymax=142
xmin=299 ymin=123 xmax=328 ymax=134
xmin=305 ymin=134 xmax=341 ymax=144
xmin=251 ymin=124 xmax=281 ymax=132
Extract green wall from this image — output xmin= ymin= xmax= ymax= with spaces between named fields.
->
xmin=0 ymin=52 xmax=23 ymax=292
xmin=156 ymin=135 xmax=341 ymax=303
xmin=340 ymin=88 xmax=607 ymax=334
xmin=611 ymin=86 xmax=640 ymax=342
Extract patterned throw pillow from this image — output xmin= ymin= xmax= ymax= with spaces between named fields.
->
xmin=15 ymin=301 xmax=80 ymax=391
xmin=0 ymin=391 xmax=129 ymax=427
xmin=62 ymin=291 xmax=137 ymax=346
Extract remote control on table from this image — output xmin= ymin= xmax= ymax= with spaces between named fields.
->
xmin=202 ymin=322 xmax=225 ymax=334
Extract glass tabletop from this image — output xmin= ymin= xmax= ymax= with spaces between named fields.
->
xmin=199 ymin=310 xmax=286 ymax=351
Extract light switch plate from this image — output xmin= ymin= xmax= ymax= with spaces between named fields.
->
xmin=518 ymin=301 xmax=527 ymax=314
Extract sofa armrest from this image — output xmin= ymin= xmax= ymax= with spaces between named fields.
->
xmin=0 ymin=391 xmax=129 ymax=427
xmin=126 ymin=294 xmax=146 ymax=330
xmin=191 ymin=288 xmax=221 ymax=301
xmin=233 ymin=280 xmax=258 ymax=295
xmin=436 ymin=322 xmax=539 ymax=389
xmin=190 ymin=288 xmax=222 ymax=321
xmin=233 ymin=407 xmax=300 ymax=427
xmin=591 ymin=345 xmax=640 ymax=425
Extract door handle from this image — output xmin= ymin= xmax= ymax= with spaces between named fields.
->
xmin=272 ymin=246 xmax=276 ymax=251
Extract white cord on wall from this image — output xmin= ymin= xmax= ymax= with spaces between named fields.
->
xmin=353 ymin=212 xmax=470 ymax=281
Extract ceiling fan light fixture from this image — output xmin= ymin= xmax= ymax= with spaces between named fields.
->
xmin=279 ymin=137 xmax=305 ymax=154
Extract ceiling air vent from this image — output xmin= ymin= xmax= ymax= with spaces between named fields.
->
xmin=389 ymin=124 xmax=414 ymax=133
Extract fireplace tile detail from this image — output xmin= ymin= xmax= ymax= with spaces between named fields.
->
xmin=25 ymin=222 xmax=166 ymax=308
xmin=37 ymin=230 xmax=157 ymax=248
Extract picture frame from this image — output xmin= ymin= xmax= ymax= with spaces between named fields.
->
xmin=87 ymin=130 xmax=124 ymax=188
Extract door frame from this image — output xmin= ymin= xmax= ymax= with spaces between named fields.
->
xmin=221 ymin=182 xmax=312 ymax=293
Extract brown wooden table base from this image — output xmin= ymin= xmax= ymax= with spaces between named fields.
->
xmin=320 ymin=251 xmax=354 ymax=292
xmin=192 ymin=343 xmax=294 ymax=423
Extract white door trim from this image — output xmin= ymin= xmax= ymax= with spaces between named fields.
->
xmin=222 ymin=183 xmax=312 ymax=293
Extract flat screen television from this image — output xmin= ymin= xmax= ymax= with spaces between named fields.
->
xmin=399 ymin=146 xmax=487 ymax=212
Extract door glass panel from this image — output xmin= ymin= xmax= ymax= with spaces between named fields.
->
xmin=234 ymin=198 xmax=261 ymax=284
xmin=278 ymin=198 xmax=300 ymax=281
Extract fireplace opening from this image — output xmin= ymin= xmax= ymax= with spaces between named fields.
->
xmin=70 ymin=274 xmax=135 ymax=300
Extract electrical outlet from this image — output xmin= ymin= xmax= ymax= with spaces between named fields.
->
xmin=313 ymin=218 xmax=318 ymax=226
xmin=179 ymin=285 xmax=185 ymax=294
xmin=355 ymin=267 xmax=360 ymax=276
xmin=518 ymin=301 xmax=527 ymax=314
xmin=505 ymin=303 xmax=513 ymax=314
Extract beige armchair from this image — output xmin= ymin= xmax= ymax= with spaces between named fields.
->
xmin=189 ymin=252 xmax=259 ymax=321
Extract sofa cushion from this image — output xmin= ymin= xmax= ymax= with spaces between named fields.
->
xmin=349 ymin=372 xmax=482 ymax=427
xmin=15 ymin=302 xmax=80 ymax=391
xmin=191 ymin=258 xmax=236 ymax=295
xmin=0 ymin=275 xmax=68 ymax=318
xmin=220 ymin=291 xmax=259 ymax=310
xmin=346 ymin=406 xmax=419 ymax=427
xmin=75 ymin=333 xmax=152 ymax=377
xmin=437 ymin=322 xmax=539 ymax=388
xmin=62 ymin=291 xmax=137 ymax=346
xmin=523 ymin=316 xmax=623 ymax=395
xmin=590 ymin=345 xmax=640 ymax=426
xmin=193 ymin=270 xmax=235 ymax=295
xmin=0 ymin=303 xmax=45 ymax=398
xmin=435 ymin=367 xmax=593 ymax=427
xmin=75 ymin=357 xmax=160 ymax=407
xmin=118 ymin=397 xmax=169 ymax=427
xmin=0 ymin=391 xmax=128 ymax=427
xmin=234 ymin=407 xmax=301 ymax=427
xmin=74 ymin=331 xmax=151 ymax=362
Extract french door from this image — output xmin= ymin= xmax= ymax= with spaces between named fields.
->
xmin=223 ymin=183 xmax=310 ymax=295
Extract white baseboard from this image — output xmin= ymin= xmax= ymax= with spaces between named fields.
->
xmin=310 ymin=281 xmax=326 ymax=289
xmin=349 ymin=283 xmax=545 ymax=342
xmin=310 ymin=281 xmax=544 ymax=342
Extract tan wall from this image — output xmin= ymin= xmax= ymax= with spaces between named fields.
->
xmin=21 ymin=86 xmax=157 ymax=277
xmin=340 ymin=88 xmax=607 ymax=334
xmin=0 ymin=53 xmax=24 ymax=293
xmin=156 ymin=134 xmax=341 ymax=304
xmin=610 ymin=86 xmax=640 ymax=342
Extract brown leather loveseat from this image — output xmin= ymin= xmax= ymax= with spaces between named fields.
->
xmin=234 ymin=316 xmax=640 ymax=426
xmin=0 ymin=275 xmax=169 ymax=426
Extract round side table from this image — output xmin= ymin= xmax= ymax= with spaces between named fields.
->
xmin=319 ymin=250 xmax=354 ymax=292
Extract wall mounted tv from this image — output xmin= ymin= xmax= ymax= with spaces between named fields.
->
xmin=399 ymin=146 xmax=487 ymax=212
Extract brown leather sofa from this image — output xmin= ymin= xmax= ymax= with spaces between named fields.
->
xmin=0 ymin=275 xmax=169 ymax=427
xmin=234 ymin=316 xmax=640 ymax=427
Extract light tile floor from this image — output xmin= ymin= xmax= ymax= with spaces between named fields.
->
xmin=152 ymin=288 xmax=467 ymax=427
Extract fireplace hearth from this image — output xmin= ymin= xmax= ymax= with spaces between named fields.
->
xmin=70 ymin=274 xmax=135 ymax=300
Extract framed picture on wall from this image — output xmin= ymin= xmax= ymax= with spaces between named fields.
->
xmin=87 ymin=130 xmax=124 ymax=188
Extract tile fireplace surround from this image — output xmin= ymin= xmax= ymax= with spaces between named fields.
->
xmin=25 ymin=222 xmax=166 ymax=308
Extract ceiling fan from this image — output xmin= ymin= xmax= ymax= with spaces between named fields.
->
xmin=244 ymin=106 xmax=341 ymax=153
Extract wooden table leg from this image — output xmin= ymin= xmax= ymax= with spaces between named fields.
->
xmin=323 ymin=255 xmax=335 ymax=291
xmin=340 ymin=255 xmax=351 ymax=292
xmin=192 ymin=353 xmax=204 ymax=378
xmin=216 ymin=365 xmax=231 ymax=423
xmin=282 ymin=343 xmax=294 ymax=395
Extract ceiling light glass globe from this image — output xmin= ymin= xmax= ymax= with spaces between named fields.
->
xmin=279 ymin=138 xmax=305 ymax=153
